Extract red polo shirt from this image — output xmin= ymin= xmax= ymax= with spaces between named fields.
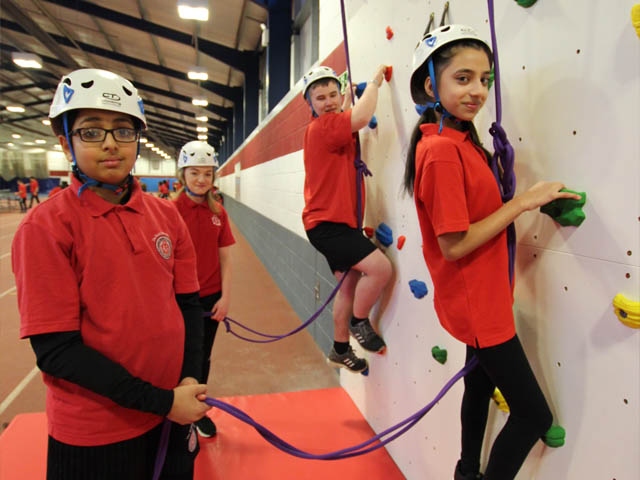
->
xmin=174 ymin=194 xmax=235 ymax=296
xmin=12 ymin=176 xmax=200 ymax=446
xmin=302 ymin=110 xmax=365 ymax=230
xmin=414 ymin=124 xmax=515 ymax=348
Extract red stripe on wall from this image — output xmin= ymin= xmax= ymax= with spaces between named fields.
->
xmin=218 ymin=43 xmax=347 ymax=177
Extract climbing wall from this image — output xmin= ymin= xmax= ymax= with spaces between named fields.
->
xmin=218 ymin=0 xmax=639 ymax=478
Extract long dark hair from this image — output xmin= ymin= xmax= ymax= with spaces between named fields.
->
xmin=403 ymin=40 xmax=493 ymax=195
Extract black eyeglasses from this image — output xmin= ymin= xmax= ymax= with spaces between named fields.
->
xmin=70 ymin=127 xmax=140 ymax=143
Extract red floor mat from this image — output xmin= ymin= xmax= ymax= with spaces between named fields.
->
xmin=0 ymin=388 xmax=405 ymax=480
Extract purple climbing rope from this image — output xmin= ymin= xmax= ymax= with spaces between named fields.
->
xmin=340 ymin=0 xmax=371 ymax=231
xmin=151 ymin=419 xmax=172 ymax=480
xmin=487 ymin=0 xmax=517 ymax=285
xmin=203 ymin=356 xmax=478 ymax=460
xmin=209 ymin=269 xmax=348 ymax=343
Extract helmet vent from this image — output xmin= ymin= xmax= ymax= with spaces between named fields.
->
xmin=122 ymin=86 xmax=133 ymax=97
xmin=81 ymin=80 xmax=94 ymax=89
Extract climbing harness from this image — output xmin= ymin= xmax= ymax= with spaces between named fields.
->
xmin=487 ymin=0 xmax=517 ymax=285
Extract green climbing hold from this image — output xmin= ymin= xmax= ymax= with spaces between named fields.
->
xmin=543 ymin=424 xmax=566 ymax=448
xmin=488 ymin=69 xmax=495 ymax=90
xmin=540 ymin=189 xmax=587 ymax=227
xmin=431 ymin=346 xmax=447 ymax=364
xmin=515 ymin=0 xmax=538 ymax=7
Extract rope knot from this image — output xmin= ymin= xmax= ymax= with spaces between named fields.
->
xmin=354 ymin=158 xmax=372 ymax=177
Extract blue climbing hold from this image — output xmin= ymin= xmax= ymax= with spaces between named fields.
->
xmin=375 ymin=223 xmax=393 ymax=247
xmin=409 ymin=279 xmax=428 ymax=299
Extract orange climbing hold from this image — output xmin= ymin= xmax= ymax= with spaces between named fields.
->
xmin=397 ymin=235 xmax=406 ymax=250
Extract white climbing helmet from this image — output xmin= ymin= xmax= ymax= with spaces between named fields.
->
xmin=178 ymin=141 xmax=217 ymax=169
xmin=49 ymin=68 xmax=147 ymax=128
xmin=410 ymin=24 xmax=491 ymax=104
xmin=301 ymin=66 xmax=341 ymax=99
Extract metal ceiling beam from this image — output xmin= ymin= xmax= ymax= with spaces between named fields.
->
xmin=143 ymin=99 xmax=227 ymax=131
xmin=2 ymin=0 xmax=80 ymax=69
xmin=44 ymin=0 xmax=258 ymax=73
xmin=0 ymin=20 xmax=241 ymax=105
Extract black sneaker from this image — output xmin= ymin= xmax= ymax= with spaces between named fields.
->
xmin=195 ymin=416 xmax=217 ymax=438
xmin=327 ymin=346 xmax=368 ymax=373
xmin=349 ymin=319 xmax=386 ymax=353
xmin=454 ymin=460 xmax=484 ymax=480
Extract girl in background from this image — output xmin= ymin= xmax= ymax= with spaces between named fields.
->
xmin=404 ymin=25 xmax=580 ymax=480
xmin=174 ymin=141 xmax=235 ymax=438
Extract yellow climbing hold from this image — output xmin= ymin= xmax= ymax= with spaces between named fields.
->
xmin=613 ymin=293 xmax=640 ymax=329
xmin=632 ymin=4 xmax=640 ymax=38
xmin=492 ymin=388 xmax=510 ymax=413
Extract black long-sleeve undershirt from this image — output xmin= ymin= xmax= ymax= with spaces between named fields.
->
xmin=29 ymin=292 xmax=204 ymax=417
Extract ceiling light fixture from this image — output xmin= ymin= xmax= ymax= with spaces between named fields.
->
xmin=196 ymin=126 xmax=208 ymax=133
xmin=12 ymin=52 xmax=43 ymax=69
xmin=6 ymin=105 xmax=25 ymax=113
xmin=42 ymin=119 xmax=51 ymax=126
xmin=195 ymin=115 xmax=208 ymax=122
xmin=197 ymin=134 xmax=207 ymax=140
xmin=187 ymin=66 xmax=208 ymax=81
xmin=192 ymin=97 xmax=208 ymax=107
xmin=177 ymin=0 xmax=209 ymax=21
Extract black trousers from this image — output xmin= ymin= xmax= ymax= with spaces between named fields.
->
xmin=199 ymin=292 xmax=222 ymax=384
xmin=460 ymin=335 xmax=553 ymax=480
xmin=47 ymin=422 xmax=198 ymax=480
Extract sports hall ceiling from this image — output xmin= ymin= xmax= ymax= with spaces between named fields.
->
xmin=0 ymin=0 xmax=269 ymax=160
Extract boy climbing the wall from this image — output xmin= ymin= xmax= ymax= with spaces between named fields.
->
xmin=301 ymin=65 xmax=392 ymax=373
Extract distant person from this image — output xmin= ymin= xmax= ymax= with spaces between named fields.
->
xmin=16 ymin=179 xmax=27 ymax=212
xmin=159 ymin=179 xmax=170 ymax=199
xmin=28 ymin=176 xmax=40 ymax=207
xmin=48 ymin=181 xmax=69 ymax=197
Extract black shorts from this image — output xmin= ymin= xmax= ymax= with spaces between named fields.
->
xmin=306 ymin=222 xmax=377 ymax=273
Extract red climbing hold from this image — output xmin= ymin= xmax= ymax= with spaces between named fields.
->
xmin=397 ymin=235 xmax=406 ymax=250
xmin=385 ymin=26 xmax=394 ymax=40
xmin=363 ymin=226 xmax=374 ymax=238
xmin=384 ymin=66 xmax=393 ymax=82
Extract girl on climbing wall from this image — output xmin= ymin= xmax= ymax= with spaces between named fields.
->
xmin=403 ymin=24 xmax=580 ymax=480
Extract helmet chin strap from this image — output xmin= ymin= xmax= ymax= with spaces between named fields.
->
xmin=306 ymin=96 xmax=319 ymax=118
xmin=185 ymin=185 xmax=207 ymax=198
xmin=63 ymin=112 xmax=136 ymax=197
xmin=427 ymin=59 xmax=457 ymax=134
